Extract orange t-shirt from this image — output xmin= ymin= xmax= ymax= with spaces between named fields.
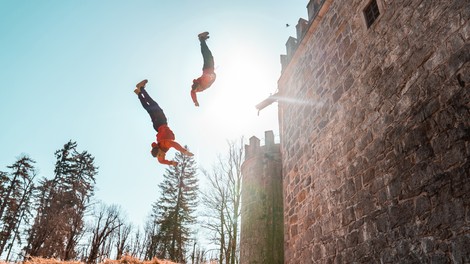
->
xmin=156 ymin=125 xmax=175 ymax=151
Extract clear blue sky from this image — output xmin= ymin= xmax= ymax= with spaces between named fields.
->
xmin=0 ymin=0 xmax=307 ymax=228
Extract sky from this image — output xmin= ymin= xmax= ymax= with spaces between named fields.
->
xmin=0 ymin=0 xmax=307 ymax=231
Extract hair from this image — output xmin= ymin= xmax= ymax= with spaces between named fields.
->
xmin=192 ymin=79 xmax=199 ymax=90
xmin=151 ymin=146 xmax=159 ymax=157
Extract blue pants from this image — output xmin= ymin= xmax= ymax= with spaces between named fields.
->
xmin=138 ymin=88 xmax=167 ymax=131
xmin=201 ymin=40 xmax=214 ymax=70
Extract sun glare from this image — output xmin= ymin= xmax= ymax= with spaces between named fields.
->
xmin=201 ymin=42 xmax=279 ymax=136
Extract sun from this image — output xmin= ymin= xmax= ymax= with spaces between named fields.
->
xmin=199 ymin=42 xmax=279 ymax=137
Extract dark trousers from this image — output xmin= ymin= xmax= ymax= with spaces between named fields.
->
xmin=201 ymin=40 xmax=214 ymax=70
xmin=138 ymin=88 xmax=167 ymax=131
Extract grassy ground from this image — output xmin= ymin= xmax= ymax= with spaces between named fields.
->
xmin=1 ymin=255 xmax=179 ymax=264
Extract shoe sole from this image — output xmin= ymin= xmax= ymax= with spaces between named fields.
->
xmin=136 ymin=79 xmax=148 ymax=89
xmin=198 ymin=32 xmax=209 ymax=39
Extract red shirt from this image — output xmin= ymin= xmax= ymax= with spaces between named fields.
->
xmin=191 ymin=69 xmax=216 ymax=106
xmin=153 ymin=125 xmax=190 ymax=166
xmin=195 ymin=69 xmax=216 ymax=91
xmin=156 ymin=125 xmax=175 ymax=151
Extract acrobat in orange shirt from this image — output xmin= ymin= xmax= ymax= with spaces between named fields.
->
xmin=134 ymin=79 xmax=193 ymax=166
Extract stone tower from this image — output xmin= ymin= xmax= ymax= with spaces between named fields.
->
xmin=278 ymin=0 xmax=469 ymax=263
xmin=240 ymin=131 xmax=283 ymax=264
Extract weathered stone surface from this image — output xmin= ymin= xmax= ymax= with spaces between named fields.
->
xmin=240 ymin=132 xmax=284 ymax=264
xmin=277 ymin=0 xmax=470 ymax=263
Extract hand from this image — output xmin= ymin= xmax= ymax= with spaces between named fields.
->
xmin=169 ymin=161 xmax=178 ymax=166
xmin=182 ymin=150 xmax=194 ymax=157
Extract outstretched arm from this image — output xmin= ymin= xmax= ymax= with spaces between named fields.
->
xmin=191 ymin=90 xmax=199 ymax=107
xmin=157 ymin=153 xmax=178 ymax=166
xmin=169 ymin=141 xmax=194 ymax=156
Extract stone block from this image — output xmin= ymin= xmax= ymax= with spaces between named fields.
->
xmin=415 ymin=195 xmax=431 ymax=217
xmin=341 ymin=206 xmax=355 ymax=226
xmin=346 ymin=230 xmax=359 ymax=248
xmin=389 ymin=200 xmax=414 ymax=228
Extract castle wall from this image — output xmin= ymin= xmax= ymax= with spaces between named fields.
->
xmin=278 ymin=0 xmax=469 ymax=263
xmin=240 ymin=131 xmax=284 ymax=264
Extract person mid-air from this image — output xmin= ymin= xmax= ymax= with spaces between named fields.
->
xmin=190 ymin=31 xmax=216 ymax=107
xmin=134 ymin=79 xmax=193 ymax=166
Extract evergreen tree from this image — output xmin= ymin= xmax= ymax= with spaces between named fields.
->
xmin=25 ymin=141 xmax=98 ymax=260
xmin=151 ymin=148 xmax=198 ymax=263
xmin=0 ymin=171 xmax=8 ymax=204
xmin=0 ymin=156 xmax=36 ymax=257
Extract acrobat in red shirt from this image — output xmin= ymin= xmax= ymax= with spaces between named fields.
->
xmin=191 ymin=31 xmax=216 ymax=107
xmin=134 ymin=79 xmax=193 ymax=166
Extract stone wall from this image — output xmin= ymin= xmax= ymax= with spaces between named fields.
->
xmin=278 ymin=0 xmax=469 ymax=263
xmin=240 ymin=131 xmax=284 ymax=264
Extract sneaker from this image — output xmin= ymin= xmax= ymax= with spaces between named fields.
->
xmin=136 ymin=79 xmax=148 ymax=89
xmin=198 ymin=31 xmax=209 ymax=41
xmin=134 ymin=87 xmax=141 ymax=95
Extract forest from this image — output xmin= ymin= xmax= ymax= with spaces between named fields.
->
xmin=0 ymin=140 xmax=244 ymax=264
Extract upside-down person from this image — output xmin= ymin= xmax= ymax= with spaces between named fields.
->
xmin=190 ymin=31 xmax=216 ymax=107
xmin=134 ymin=79 xmax=193 ymax=166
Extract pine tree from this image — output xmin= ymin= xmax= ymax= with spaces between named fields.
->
xmin=25 ymin=141 xmax=97 ymax=260
xmin=0 ymin=156 xmax=36 ymax=257
xmin=0 ymin=171 xmax=8 ymax=205
xmin=151 ymin=148 xmax=198 ymax=263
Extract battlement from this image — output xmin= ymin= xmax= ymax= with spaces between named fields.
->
xmin=281 ymin=0 xmax=330 ymax=72
xmin=244 ymin=130 xmax=279 ymax=160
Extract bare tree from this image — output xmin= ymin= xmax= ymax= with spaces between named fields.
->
xmin=143 ymin=216 xmax=159 ymax=260
xmin=200 ymin=166 xmax=228 ymax=264
xmin=114 ymin=219 xmax=132 ymax=260
xmin=128 ymin=227 xmax=145 ymax=259
xmin=190 ymin=239 xmax=207 ymax=264
xmin=86 ymin=204 xmax=122 ymax=264
xmin=200 ymin=139 xmax=243 ymax=264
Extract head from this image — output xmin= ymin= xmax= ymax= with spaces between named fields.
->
xmin=150 ymin=142 xmax=159 ymax=158
xmin=191 ymin=79 xmax=200 ymax=90
xmin=151 ymin=142 xmax=168 ymax=160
